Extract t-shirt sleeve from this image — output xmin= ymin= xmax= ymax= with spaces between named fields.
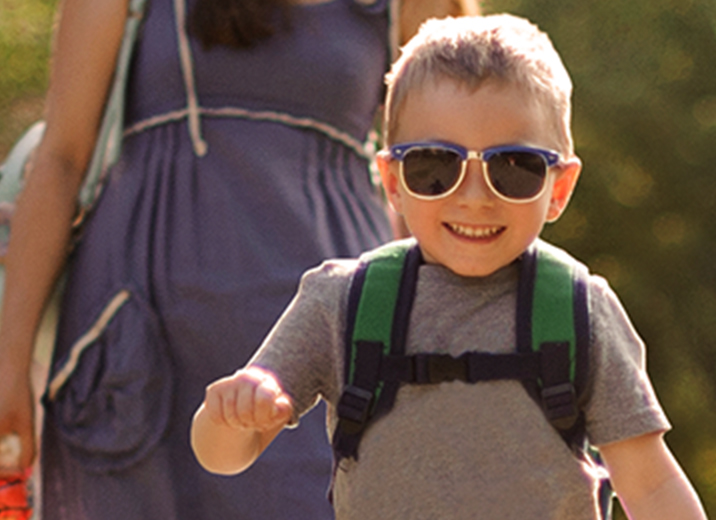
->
xmin=248 ymin=259 xmax=354 ymax=425
xmin=584 ymin=275 xmax=672 ymax=446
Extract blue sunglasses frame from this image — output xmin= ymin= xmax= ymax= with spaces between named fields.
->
xmin=384 ymin=141 xmax=562 ymax=203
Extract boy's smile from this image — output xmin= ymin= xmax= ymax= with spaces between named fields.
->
xmin=378 ymin=79 xmax=581 ymax=277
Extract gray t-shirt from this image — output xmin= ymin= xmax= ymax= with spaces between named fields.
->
xmin=252 ymin=243 xmax=670 ymax=519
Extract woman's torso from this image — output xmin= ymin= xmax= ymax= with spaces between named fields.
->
xmin=125 ymin=0 xmax=391 ymax=143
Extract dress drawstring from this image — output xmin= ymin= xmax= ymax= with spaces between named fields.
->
xmin=129 ymin=0 xmax=391 ymax=160
xmin=173 ymin=0 xmax=208 ymax=156
xmin=388 ymin=0 xmax=400 ymax=62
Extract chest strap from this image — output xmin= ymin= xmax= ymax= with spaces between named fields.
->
xmin=336 ymin=340 xmax=575 ymax=460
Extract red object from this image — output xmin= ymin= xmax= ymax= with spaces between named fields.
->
xmin=0 ymin=468 xmax=33 ymax=520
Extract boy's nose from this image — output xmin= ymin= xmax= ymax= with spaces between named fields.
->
xmin=454 ymin=160 xmax=494 ymax=203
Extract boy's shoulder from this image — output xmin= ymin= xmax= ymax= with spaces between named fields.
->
xmin=296 ymin=252 xmax=371 ymax=309
xmin=533 ymin=237 xmax=582 ymax=263
xmin=353 ymin=237 xmax=419 ymax=266
xmin=302 ymin=238 xmax=418 ymax=286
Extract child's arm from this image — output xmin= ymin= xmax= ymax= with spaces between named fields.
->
xmin=599 ymin=432 xmax=708 ymax=520
xmin=190 ymin=366 xmax=293 ymax=475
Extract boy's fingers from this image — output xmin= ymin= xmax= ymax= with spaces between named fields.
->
xmin=204 ymin=378 xmax=242 ymax=428
xmin=234 ymin=377 xmax=256 ymax=427
xmin=253 ymin=379 xmax=292 ymax=430
xmin=204 ymin=385 xmax=225 ymax=425
xmin=221 ymin=385 xmax=242 ymax=428
xmin=203 ymin=367 xmax=291 ymax=431
xmin=271 ymin=395 xmax=293 ymax=424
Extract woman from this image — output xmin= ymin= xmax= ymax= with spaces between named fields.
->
xmin=0 ymin=0 xmax=478 ymax=518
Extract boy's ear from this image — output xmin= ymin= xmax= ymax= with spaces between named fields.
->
xmin=546 ymin=156 xmax=582 ymax=223
xmin=376 ymin=151 xmax=404 ymax=215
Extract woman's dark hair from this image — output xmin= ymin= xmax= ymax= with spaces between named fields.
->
xmin=189 ymin=0 xmax=291 ymax=49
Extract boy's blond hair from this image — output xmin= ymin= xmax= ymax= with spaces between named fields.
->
xmin=384 ymin=14 xmax=574 ymax=155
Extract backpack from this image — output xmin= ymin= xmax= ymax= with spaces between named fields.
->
xmin=331 ymin=238 xmax=614 ymax=519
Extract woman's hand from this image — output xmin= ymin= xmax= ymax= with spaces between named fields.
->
xmin=0 ymin=364 xmax=35 ymax=473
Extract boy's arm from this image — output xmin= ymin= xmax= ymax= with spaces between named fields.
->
xmin=599 ymin=432 xmax=708 ymax=520
xmin=190 ymin=367 xmax=293 ymax=475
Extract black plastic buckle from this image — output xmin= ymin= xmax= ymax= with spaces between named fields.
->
xmin=336 ymin=385 xmax=374 ymax=425
xmin=541 ymin=382 xmax=578 ymax=429
xmin=414 ymin=353 xmax=468 ymax=384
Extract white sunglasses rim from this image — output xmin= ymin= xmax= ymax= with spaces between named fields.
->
xmin=386 ymin=142 xmax=560 ymax=203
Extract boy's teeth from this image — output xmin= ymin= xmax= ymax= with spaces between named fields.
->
xmin=448 ymin=223 xmax=501 ymax=238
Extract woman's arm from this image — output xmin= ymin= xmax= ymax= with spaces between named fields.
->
xmin=399 ymin=0 xmax=481 ymax=43
xmin=0 ymin=0 xmax=128 ymax=470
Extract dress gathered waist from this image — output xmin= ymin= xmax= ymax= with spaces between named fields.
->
xmin=123 ymin=105 xmax=376 ymax=160
xmin=141 ymin=0 xmax=387 ymax=161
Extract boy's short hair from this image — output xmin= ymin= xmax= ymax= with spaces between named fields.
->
xmin=384 ymin=14 xmax=575 ymax=155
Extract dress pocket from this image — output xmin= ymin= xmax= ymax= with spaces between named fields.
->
xmin=45 ymin=289 xmax=173 ymax=473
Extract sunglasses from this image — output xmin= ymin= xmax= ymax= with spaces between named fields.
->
xmin=383 ymin=141 xmax=562 ymax=203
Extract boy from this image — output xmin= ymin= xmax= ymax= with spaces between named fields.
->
xmin=191 ymin=14 xmax=707 ymax=519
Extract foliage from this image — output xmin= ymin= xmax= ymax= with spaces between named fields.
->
xmin=0 ymin=0 xmax=55 ymax=158
xmin=2 ymin=0 xmax=715 ymax=516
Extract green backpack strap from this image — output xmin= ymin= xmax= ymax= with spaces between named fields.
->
xmin=516 ymin=239 xmax=590 ymax=441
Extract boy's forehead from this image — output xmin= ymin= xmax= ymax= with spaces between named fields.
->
xmin=391 ymin=79 xmax=552 ymax=142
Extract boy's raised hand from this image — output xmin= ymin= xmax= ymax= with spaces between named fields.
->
xmin=191 ymin=366 xmax=293 ymax=475
xmin=203 ymin=366 xmax=293 ymax=433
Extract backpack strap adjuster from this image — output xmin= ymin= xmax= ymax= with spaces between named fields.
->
xmin=541 ymin=382 xmax=578 ymax=425
xmin=336 ymin=385 xmax=374 ymax=428
xmin=538 ymin=340 xmax=579 ymax=430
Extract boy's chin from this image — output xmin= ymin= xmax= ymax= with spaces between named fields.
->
xmin=425 ymin=254 xmax=509 ymax=278
xmin=446 ymin=264 xmax=506 ymax=278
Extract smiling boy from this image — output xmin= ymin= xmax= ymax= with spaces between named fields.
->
xmin=191 ymin=14 xmax=707 ymax=519
xmin=380 ymin=79 xmax=581 ymax=277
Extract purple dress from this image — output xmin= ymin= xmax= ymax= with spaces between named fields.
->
xmin=41 ymin=0 xmax=392 ymax=518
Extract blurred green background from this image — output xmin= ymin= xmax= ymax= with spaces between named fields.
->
xmin=0 ymin=0 xmax=53 ymax=158
xmin=1 ymin=0 xmax=715 ymax=517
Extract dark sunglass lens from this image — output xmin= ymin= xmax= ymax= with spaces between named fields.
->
xmin=487 ymin=152 xmax=546 ymax=199
xmin=403 ymin=148 xmax=462 ymax=196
